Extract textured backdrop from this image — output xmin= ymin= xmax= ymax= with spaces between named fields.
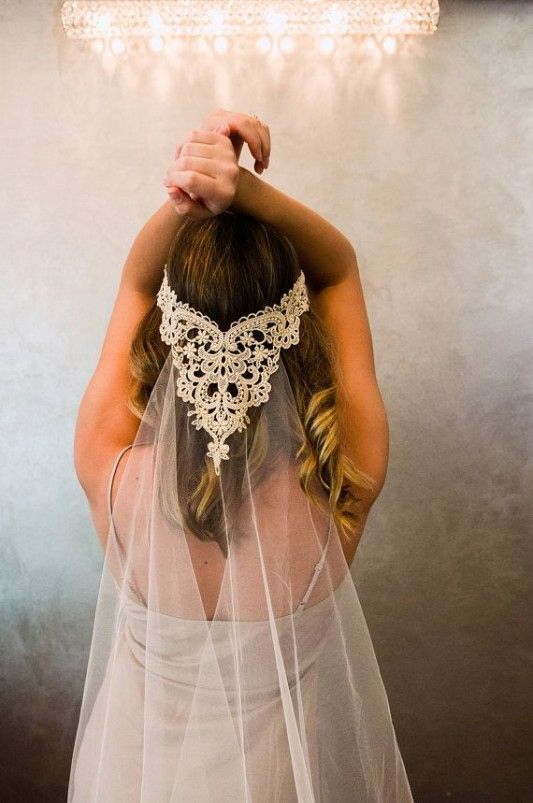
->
xmin=1 ymin=0 xmax=532 ymax=800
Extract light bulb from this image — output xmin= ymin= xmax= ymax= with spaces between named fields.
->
xmin=111 ymin=37 xmax=125 ymax=55
xmin=149 ymin=35 xmax=164 ymax=52
xmin=383 ymin=35 xmax=397 ymax=54
xmin=383 ymin=10 xmax=408 ymax=33
xmin=214 ymin=35 xmax=229 ymax=54
xmin=327 ymin=7 xmax=348 ymax=35
xmin=95 ymin=12 xmax=112 ymax=36
xmin=265 ymin=10 xmax=287 ymax=36
xmin=148 ymin=12 xmax=163 ymax=32
xmin=211 ymin=9 xmax=224 ymax=26
xmin=210 ymin=8 xmax=225 ymax=35
xmin=256 ymin=36 xmax=271 ymax=54
xmin=280 ymin=35 xmax=295 ymax=54
xmin=319 ymin=36 xmax=335 ymax=55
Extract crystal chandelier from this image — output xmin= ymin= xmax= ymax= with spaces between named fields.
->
xmin=61 ymin=1 xmax=439 ymax=57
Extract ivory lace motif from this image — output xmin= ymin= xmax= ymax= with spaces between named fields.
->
xmin=156 ymin=267 xmax=309 ymax=474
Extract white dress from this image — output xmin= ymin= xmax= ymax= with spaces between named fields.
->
xmin=69 ymin=442 xmax=414 ymax=802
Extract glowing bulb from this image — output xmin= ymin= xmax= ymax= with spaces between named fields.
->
xmin=364 ymin=36 xmax=378 ymax=54
xmin=149 ymin=35 xmax=164 ymax=52
xmin=148 ymin=12 xmax=163 ymax=32
xmin=256 ymin=36 xmax=271 ymax=54
xmin=111 ymin=37 xmax=125 ymax=55
xmin=383 ymin=10 xmax=408 ymax=33
xmin=383 ymin=35 xmax=397 ymax=54
xmin=280 ymin=35 xmax=295 ymax=54
xmin=319 ymin=36 xmax=335 ymax=55
xmin=95 ymin=12 xmax=112 ymax=36
xmin=327 ymin=7 xmax=348 ymax=35
xmin=265 ymin=10 xmax=287 ymax=36
xmin=213 ymin=35 xmax=229 ymax=54
xmin=210 ymin=8 xmax=225 ymax=34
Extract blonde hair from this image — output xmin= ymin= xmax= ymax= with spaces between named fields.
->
xmin=128 ymin=211 xmax=377 ymax=557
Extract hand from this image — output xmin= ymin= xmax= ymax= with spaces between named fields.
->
xmin=199 ymin=108 xmax=270 ymax=175
xmin=163 ymin=124 xmax=240 ymax=220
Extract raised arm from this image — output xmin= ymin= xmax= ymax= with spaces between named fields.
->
xmin=74 ymin=127 xmax=241 ymax=531
xmin=74 ymin=122 xmax=246 ymax=538
xmin=230 ymin=167 xmax=390 ymax=512
xmin=73 ymin=199 xmax=185 ymax=528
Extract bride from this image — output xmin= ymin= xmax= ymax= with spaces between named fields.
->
xmin=68 ymin=108 xmax=413 ymax=802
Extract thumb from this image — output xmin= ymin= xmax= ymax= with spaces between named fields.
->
xmin=217 ymin=123 xmax=230 ymax=136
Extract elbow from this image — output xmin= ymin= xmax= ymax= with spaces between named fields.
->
xmin=338 ymin=388 xmax=390 ymax=506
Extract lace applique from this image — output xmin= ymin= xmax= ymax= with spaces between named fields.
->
xmin=156 ymin=268 xmax=310 ymax=474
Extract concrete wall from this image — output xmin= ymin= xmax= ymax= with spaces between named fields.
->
xmin=1 ymin=1 xmax=531 ymax=799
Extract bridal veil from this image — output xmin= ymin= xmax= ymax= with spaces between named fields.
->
xmin=68 ymin=264 xmax=413 ymax=802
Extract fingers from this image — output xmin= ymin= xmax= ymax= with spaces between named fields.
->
xmin=165 ymin=169 xmax=218 ymax=201
xmin=165 ymin=128 xmax=235 ymax=201
xmin=194 ymin=113 xmax=270 ymax=169
xmin=164 ymin=148 xmax=236 ymax=195
xmin=234 ymin=112 xmax=270 ymax=167
xmin=200 ymin=109 xmax=232 ymax=133
xmin=172 ymin=143 xmax=202 ymax=188
xmin=180 ymin=128 xmax=229 ymax=147
xmin=169 ymin=187 xmax=212 ymax=220
xmin=168 ymin=186 xmax=188 ymax=202
xmin=226 ymin=116 xmax=265 ymax=165
xmin=165 ymin=155 xmax=220 ymax=183
xmin=164 ymin=116 xmax=246 ymax=217
xmin=174 ymin=141 xmax=224 ymax=161
xmin=260 ymin=121 xmax=271 ymax=168
xmin=173 ymin=129 xmax=234 ymax=167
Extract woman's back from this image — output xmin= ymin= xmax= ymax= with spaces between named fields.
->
xmin=108 ymin=442 xmax=345 ymax=623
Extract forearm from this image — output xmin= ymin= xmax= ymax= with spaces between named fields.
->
xmin=229 ymin=167 xmax=357 ymax=290
xmin=122 ymin=198 xmax=186 ymax=296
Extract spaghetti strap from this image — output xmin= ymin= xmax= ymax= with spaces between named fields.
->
xmin=107 ymin=444 xmax=133 ymax=524
xmin=297 ymin=518 xmax=334 ymax=612
xmin=106 ymin=443 xmax=148 ymax=607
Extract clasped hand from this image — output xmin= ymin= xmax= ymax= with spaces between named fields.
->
xmin=163 ymin=108 xmax=271 ymax=220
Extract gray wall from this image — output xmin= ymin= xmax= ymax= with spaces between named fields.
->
xmin=1 ymin=1 xmax=531 ymax=799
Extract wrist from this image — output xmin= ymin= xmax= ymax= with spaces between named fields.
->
xmin=229 ymin=167 xmax=258 ymax=215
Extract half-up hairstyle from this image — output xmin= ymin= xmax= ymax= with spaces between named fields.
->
xmin=128 ymin=211 xmax=377 ymax=557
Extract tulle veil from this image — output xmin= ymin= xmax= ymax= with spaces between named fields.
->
xmin=67 ymin=271 xmax=413 ymax=802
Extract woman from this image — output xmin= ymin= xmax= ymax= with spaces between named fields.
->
xmin=68 ymin=108 xmax=413 ymax=802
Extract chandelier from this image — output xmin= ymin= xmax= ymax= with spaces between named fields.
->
xmin=61 ymin=1 xmax=439 ymax=56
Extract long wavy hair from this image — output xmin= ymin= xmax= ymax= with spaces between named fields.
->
xmin=128 ymin=211 xmax=377 ymax=557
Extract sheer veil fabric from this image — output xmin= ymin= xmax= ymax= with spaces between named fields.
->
xmin=68 ymin=319 xmax=414 ymax=801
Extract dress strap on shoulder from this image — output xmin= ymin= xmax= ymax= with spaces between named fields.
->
xmin=297 ymin=517 xmax=334 ymax=612
xmin=106 ymin=443 xmax=148 ymax=609
xmin=108 ymin=444 xmax=133 ymax=521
